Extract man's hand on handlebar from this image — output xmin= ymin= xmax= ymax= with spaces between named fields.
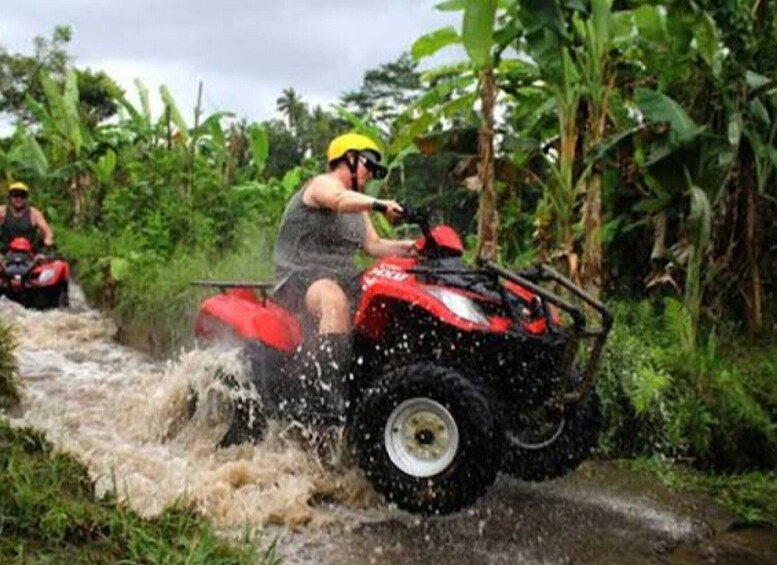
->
xmin=372 ymin=199 xmax=404 ymax=223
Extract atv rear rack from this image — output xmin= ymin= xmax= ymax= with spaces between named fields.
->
xmin=191 ymin=280 xmax=275 ymax=303
xmin=477 ymin=260 xmax=613 ymax=404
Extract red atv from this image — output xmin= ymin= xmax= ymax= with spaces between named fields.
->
xmin=192 ymin=207 xmax=612 ymax=515
xmin=0 ymin=237 xmax=70 ymax=309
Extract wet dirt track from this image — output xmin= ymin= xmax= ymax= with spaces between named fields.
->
xmin=283 ymin=463 xmax=777 ymax=565
xmin=3 ymin=292 xmax=776 ymax=565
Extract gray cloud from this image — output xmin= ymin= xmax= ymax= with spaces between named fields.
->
xmin=2 ymin=1 xmax=460 ymax=121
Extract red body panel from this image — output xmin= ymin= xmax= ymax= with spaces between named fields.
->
xmin=354 ymin=257 xmax=503 ymax=339
xmin=502 ymin=281 xmax=547 ymax=334
xmin=32 ymin=261 xmax=70 ymax=287
xmin=416 ymin=225 xmax=464 ymax=255
xmin=9 ymin=237 xmax=33 ymax=253
xmin=194 ymin=288 xmax=302 ymax=352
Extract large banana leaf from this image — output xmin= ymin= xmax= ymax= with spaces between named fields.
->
xmin=22 ymin=135 xmax=50 ymax=178
xmin=332 ymin=106 xmax=386 ymax=148
xmin=692 ymin=12 xmax=722 ymax=78
xmin=246 ymin=124 xmax=268 ymax=174
xmin=159 ymin=85 xmax=189 ymax=140
xmin=462 ymin=0 xmax=497 ymax=69
xmin=412 ymin=26 xmax=460 ymax=61
xmin=635 ymin=88 xmax=704 ymax=147
xmin=92 ymin=150 xmax=117 ymax=185
xmin=134 ymin=79 xmax=153 ymax=122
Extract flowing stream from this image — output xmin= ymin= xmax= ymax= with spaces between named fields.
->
xmin=3 ymin=291 xmax=776 ymax=564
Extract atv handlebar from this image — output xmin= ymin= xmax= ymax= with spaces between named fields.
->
xmin=396 ymin=204 xmax=432 ymax=237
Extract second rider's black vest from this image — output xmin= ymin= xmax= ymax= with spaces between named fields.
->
xmin=1 ymin=206 xmax=35 ymax=248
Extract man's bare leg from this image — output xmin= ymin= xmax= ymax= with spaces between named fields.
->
xmin=304 ymin=278 xmax=351 ymax=334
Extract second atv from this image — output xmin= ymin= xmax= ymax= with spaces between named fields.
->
xmin=192 ymin=207 xmax=612 ymax=515
xmin=0 ymin=237 xmax=70 ymax=309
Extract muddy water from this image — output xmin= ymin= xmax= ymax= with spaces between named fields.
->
xmin=2 ymin=291 xmax=374 ymax=530
xmin=3 ymin=291 xmax=776 ymax=564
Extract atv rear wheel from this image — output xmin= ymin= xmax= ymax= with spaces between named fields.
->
xmin=187 ymin=368 xmax=267 ymax=447
xmin=501 ymin=389 xmax=601 ymax=482
xmin=353 ymin=363 xmax=498 ymax=515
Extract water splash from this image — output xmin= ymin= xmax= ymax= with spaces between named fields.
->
xmin=1 ymin=293 xmax=375 ymax=530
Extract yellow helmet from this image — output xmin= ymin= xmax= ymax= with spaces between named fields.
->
xmin=327 ymin=133 xmax=382 ymax=163
xmin=8 ymin=181 xmax=29 ymax=194
xmin=327 ymin=133 xmax=388 ymax=181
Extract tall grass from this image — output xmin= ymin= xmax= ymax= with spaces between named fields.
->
xmin=626 ymin=456 xmax=777 ymax=525
xmin=59 ymin=223 xmax=277 ymax=355
xmin=0 ymin=319 xmax=19 ymax=410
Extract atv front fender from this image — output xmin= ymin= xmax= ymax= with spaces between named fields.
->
xmin=353 ymin=280 xmax=500 ymax=340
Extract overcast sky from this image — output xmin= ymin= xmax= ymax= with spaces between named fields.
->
xmin=2 ymin=1 xmax=460 ymax=124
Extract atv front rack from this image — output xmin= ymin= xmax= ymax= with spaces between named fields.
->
xmin=478 ymin=260 xmax=613 ymax=404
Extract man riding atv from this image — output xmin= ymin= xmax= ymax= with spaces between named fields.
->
xmin=271 ymin=133 xmax=416 ymax=422
xmin=0 ymin=182 xmax=55 ymax=255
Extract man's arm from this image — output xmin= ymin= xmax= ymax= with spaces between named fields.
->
xmin=31 ymin=207 xmax=54 ymax=246
xmin=362 ymin=213 xmax=416 ymax=258
xmin=305 ymin=176 xmax=403 ymax=219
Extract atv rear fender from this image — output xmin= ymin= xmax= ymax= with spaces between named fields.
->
xmin=193 ymin=282 xmax=302 ymax=352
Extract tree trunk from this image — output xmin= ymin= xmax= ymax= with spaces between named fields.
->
xmin=744 ymin=153 xmax=763 ymax=332
xmin=581 ymin=171 xmax=603 ymax=297
xmin=476 ymin=67 xmax=498 ymax=260
xmin=68 ymin=173 xmax=84 ymax=228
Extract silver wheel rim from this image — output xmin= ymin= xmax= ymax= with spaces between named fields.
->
xmin=384 ymin=398 xmax=459 ymax=478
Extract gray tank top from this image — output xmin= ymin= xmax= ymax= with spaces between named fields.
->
xmin=273 ymin=184 xmax=366 ymax=283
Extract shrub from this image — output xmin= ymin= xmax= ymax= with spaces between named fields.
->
xmin=597 ymin=299 xmax=777 ymax=471
xmin=0 ymin=320 xmax=19 ymax=410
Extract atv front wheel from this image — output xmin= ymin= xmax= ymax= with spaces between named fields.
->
xmin=353 ymin=363 xmax=498 ymax=515
xmin=501 ymin=389 xmax=601 ymax=482
xmin=33 ymin=283 xmax=68 ymax=309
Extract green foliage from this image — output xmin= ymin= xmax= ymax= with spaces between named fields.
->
xmin=635 ymin=89 xmax=705 ymax=150
xmin=462 ymin=0 xmax=497 ymax=69
xmin=0 ymin=26 xmax=72 ymax=123
xmin=411 ymin=27 xmax=460 ymax=60
xmin=341 ymin=53 xmax=423 ymax=136
xmin=108 ymin=225 xmax=278 ymax=355
xmin=598 ymin=300 xmax=777 ymax=471
xmin=626 ymin=457 xmax=777 ymax=525
xmin=0 ymin=420 xmax=277 ymax=564
xmin=0 ymin=321 xmax=19 ymax=410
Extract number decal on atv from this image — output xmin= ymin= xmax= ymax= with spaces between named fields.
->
xmin=369 ymin=266 xmax=409 ymax=283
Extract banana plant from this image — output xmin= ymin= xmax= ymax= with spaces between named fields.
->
xmin=731 ymin=70 xmax=777 ymax=332
xmin=400 ymin=0 xmax=515 ymax=260
xmin=25 ymin=70 xmax=95 ymax=226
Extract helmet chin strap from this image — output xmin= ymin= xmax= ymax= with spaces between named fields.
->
xmin=346 ymin=152 xmax=360 ymax=191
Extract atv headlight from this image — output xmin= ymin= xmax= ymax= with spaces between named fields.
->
xmin=425 ymin=287 xmax=490 ymax=326
xmin=38 ymin=268 xmax=57 ymax=285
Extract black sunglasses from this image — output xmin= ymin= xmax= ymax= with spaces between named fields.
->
xmin=9 ymin=191 xmax=28 ymax=199
xmin=359 ymin=152 xmax=388 ymax=180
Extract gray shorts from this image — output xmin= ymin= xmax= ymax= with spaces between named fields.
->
xmin=272 ymin=269 xmax=361 ymax=315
